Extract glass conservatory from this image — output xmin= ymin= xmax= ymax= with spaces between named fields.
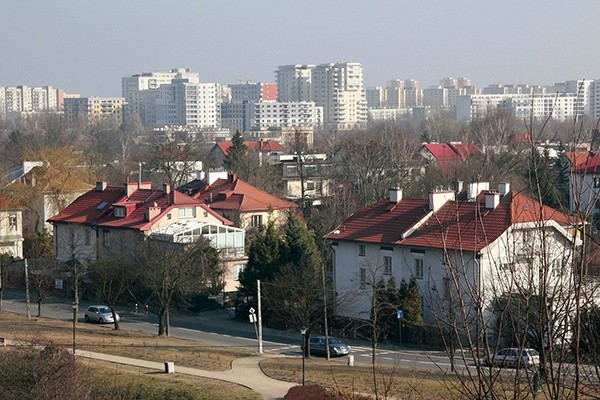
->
xmin=150 ymin=221 xmax=245 ymax=253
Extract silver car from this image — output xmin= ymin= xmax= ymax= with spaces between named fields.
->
xmin=485 ymin=347 xmax=540 ymax=368
xmin=301 ymin=336 xmax=351 ymax=357
xmin=84 ymin=305 xmax=120 ymax=324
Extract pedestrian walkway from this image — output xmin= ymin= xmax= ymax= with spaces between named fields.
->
xmin=75 ymin=349 xmax=295 ymax=400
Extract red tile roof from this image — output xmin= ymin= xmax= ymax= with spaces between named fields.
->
xmin=326 ymin=190 xmax=574 ymax=252
xmin=215 ymin=140 xmax=286 ymax=155
xmin=193 ymin=175 xmax=298 ymax=212
xmin=421 ymin=142 xmax=479 ymax=163
xmin=48 ymin=183 xmax=232 ymax=231
xmin=571 ymin=151 xmax=600 ymax=174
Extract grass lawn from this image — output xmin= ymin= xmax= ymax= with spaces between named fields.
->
xmin=260 ymin=356 xmax=454 ymax=399
xmin=0 ymin=311 xmax=261 ymax=400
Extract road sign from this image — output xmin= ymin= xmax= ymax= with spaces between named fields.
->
xmin=249 ymin=307 xmax=257 ymax=323
xmin=396 ymin=309 xmax=404 ymax=319
xmin=249 ymin=307 xmax=255 ymax=314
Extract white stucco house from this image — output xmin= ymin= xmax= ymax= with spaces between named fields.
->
xmin=325 ymin=182 xmax=581 ymax=341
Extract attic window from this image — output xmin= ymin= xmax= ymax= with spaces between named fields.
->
xmin=178 ymin=207 xmax=195 ymax=218
xmin=9 ymin=214 xmax=17 ymax=229
xmin=114 ymin=207 xmax=125 ymax=218
xmin=96 ymin=201 xmax=109 ymax=210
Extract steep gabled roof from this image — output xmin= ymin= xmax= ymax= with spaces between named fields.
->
xmin=48 ymin=183 xmax=232 ymax=231
xmin=193 ymin=175 xmax=298 ymax=212
xmin=571 ymin=151 xmax=600 ymax=174
xmin=214 ymin=140 xmax=286 ymax=156
xmin=326 ymin=190 xmax=574 ymax=252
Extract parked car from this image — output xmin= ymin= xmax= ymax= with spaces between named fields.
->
xmin=484 ymin=348 xmax=540 ymax=368
xmin=84 ymin=305 xmax=120 ymax=324
xmin=301 ymin=336 xmax=350 ymax=357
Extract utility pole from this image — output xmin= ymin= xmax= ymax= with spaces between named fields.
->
xmin=257 ymin=279 xmax=263 ymax=353
xmin=24 ymin=258 xmax=31 ymax=320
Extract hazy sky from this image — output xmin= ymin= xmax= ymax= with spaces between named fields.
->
xmin=2 ymin=1 xmax=599 ymax=97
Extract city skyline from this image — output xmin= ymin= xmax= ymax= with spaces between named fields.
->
xmin=2 ymin=1 xmax=599 ymax=97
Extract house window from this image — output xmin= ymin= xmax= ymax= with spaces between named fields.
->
xmin=358 ymin=244 xmax=366 ymax=256
xmin=234 ymin=264 xmax=245 ymax=281
xmin=84 ymin=230 xmax=91 ymax=245
xmin=114 ymin=207 xmax=125 ymax=217
xmin=306 ymin=181 xmax=315 ymax=191
xmin=359 ymin=267 xmax=366 ymax=289
xmin=383 ymin=255 xmax=392 ymax=275
xmin=9 ymin=214 xmax=17 ymax=230
xmin=414 ymin=258 xmax=424 ymax=279
xmin=103 ymin=230 xmax=110 ymax=248
xmin=178 ymin=207 xmax=196 ymax=218
xmin=251 ymin=214 xmax=263 ymax=228
xmin=594 ymin=177 xmax=600 ymax=188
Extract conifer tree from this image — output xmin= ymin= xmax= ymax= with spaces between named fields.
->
xmin=238 ymin=221 xmax=282 ymax=297
xmin=224 ymin=130 xmax=247 ymax=173
xmin=401 ymin=276 xmax=424 ymax=326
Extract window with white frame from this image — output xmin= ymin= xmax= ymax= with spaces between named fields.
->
xmin=250 ymin=214 xmax=263 ymax=228
xmin=114 ymin=207 xmax=125 ymax=217
xmin=102 ymin=230 xmax=110 ymax=248
xmin=234 ymin=264 xmax=245 ymax=281
xmin=178 ymin=207 xmax=196 ymax=218
xmin=383 ymin=255 xmax=392 ymax=275
xmin=414 ymin=258 xmax=424 ymax=279
xmin=359 ymin=267 xmax=366 ymax=289
xmin=358 ymin=244 xmax=366 ymax=256
xmin=9 ymin=214 xmax=17 ymax=230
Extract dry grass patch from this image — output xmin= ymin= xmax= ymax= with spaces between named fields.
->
xmin=0 ymin=311 xmax=253 ymax=371
xmin=261 ymin=357 xmax=454 ymax=399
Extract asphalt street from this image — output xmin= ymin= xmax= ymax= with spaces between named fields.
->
xmin=0 ymin=289 xmax=462 ymax=370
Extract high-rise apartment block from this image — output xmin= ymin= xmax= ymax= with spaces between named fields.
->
xmin=275 ymin=62 xmax=367 ymax=130
xmin=0 ymin=85 xmax=65 ymax=119
xmin=230 ymin=82 xmax=277 ymax=103
xmin=64 ymin=97 xmax=126 ymax=124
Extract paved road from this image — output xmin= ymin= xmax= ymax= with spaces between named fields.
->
xmin=0 ymin=289 xmax=463 ymax=370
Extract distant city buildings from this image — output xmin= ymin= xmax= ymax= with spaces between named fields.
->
xmin=64 ymin=96 xmax=126 ymax=124
xmin=276 ymin=62 xmax=367 ymax=131
xmin=0 ymin=85 xmax=66 ymax=119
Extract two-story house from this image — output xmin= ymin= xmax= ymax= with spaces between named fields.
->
xmin=47 ymin=181 xmax=248 ymax=294
xmin=180 ymin=173 xmax=298 ymax=230
xmin=0 ymin=195 xmax=24 ymax=259
xmin=325 ymin=182 xmax=579 ymax=341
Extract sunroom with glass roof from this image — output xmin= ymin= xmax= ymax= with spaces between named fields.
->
xmin=149 ymin=221 xmax=245 ymax=251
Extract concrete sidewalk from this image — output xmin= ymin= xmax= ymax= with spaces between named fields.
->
xmin=75 ymin=349 xmax=295 ymax=400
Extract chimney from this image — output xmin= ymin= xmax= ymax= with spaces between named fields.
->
xmin=389 ymin=187 xmax=403 ymax=203
xmin=163 ymin=183 xmax=171 ymax=195
xmin=196 ymin=170 xmax=205 ymax=181
xmin=126 ymin=181 xmax=137 ymax=197
xmin=146 ymin=205 xmax=161 ymax=221
xmin=454 ymin=180 xmax=464 ymax=193
xmin=485 ymin=190 xmax=500 ymax=209
xmin=228 ymin=173 xmax=236 ymax=182
xmin=429 ymin=190 xmax=455 ymax=211
xmin=498 ymin=182 xmax=510 ymax=197
xmin=96 ymin=181 xmax=107 ymax=192
xmin=467 ymin=182 xmax=489 ymax=201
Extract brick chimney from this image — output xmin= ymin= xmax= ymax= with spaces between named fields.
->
xmin=389 ymin=187 xmax=403 ymax=203
xmin=429 ymin=190 xmax=455 ymax=211
xmin=96 ymin=181 xmax=107 ymax=192
xmin=146 ymin=205 xmax=161 ymax=221
xmin=163 ymin=183 xmax=171 ymax=195
xmin=126 ymin=181 xmax=138 ymax=197
xmin=485 ymin=190 xmax=500 ymax=209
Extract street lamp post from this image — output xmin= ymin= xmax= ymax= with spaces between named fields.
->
xmin=300 ymin=327 xmax=308 ymax=386
xmin=72 ymin=303 xmax=77 ymax=355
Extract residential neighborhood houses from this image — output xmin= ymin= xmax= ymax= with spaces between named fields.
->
xmin=3 ymin=63 xmax=600 ymax=399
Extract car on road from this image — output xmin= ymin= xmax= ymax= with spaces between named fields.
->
xmin=301 ymin=336 xmax=350 ymax=357
xmin=484 ymin=347 xmax=540 ymax=368
xmin=84 ymin=305 xmax=120 ymax=324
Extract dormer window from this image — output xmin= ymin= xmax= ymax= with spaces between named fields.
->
xmin=114 ymin=207 xmax=125 ymax=218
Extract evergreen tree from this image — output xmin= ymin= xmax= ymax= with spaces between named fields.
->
xmin=401 ymin=276 xmax=424 ymax=326
xmin=238 ymin=221 xmax=282 ymax=297
xmin=280 ymin=210 xmax=321 ymax=269
xmin=527 ymin=147 xmax=560 ymax=208
xmin=380 ymin=276 xmax=400 ymax=340
xmin=224 ymin=130 xmax=247 ymax=173
xmin=553 ymin=142 xmax=571 ymax=210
